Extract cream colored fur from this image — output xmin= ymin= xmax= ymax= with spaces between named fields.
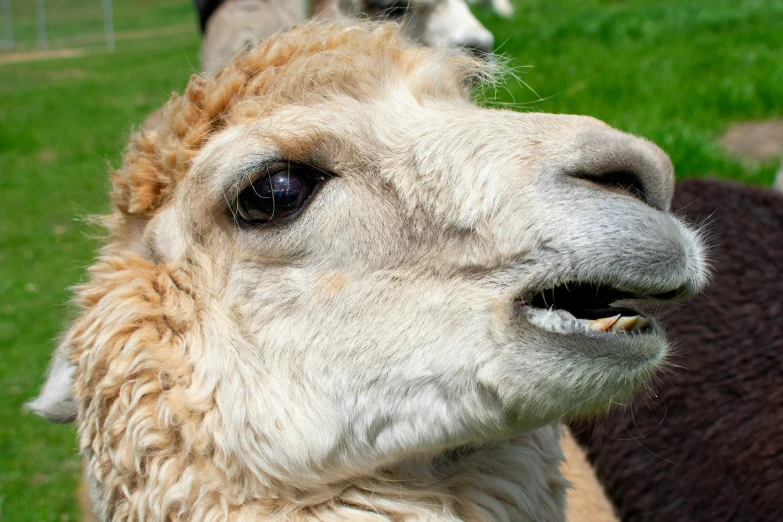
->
xmin=74 ymin=430 xmax=619 ymax=521
xmin=30 ymin=21 xmax=707 ymax=521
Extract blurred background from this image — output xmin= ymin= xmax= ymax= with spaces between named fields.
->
xmin=0 ymin=0 xmax=781 ymax=519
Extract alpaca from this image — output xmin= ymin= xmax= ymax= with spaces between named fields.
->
xmin=571 ymin=178 xmax=783 ymax=522
xmin=201 ymin=0 xmax=306 ymax=75
xmin=30 ymin=21 xmax=707 ymax=521
xmin=328 ymin=0 xmax=494 ymax=53
xmin=200 ymin=0 xmax=493 ymax=74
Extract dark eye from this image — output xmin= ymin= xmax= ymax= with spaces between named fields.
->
xmin=235 ymin=164 xmax=324 ymax=224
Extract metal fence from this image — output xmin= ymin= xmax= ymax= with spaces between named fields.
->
xmin=0 ymin=0 xmax=115 ymax=51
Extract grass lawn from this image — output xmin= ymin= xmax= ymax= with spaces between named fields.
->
xmin=0 ymin=0 xmax=780 ymax=519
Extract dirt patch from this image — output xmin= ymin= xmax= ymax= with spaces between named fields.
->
xmin=111 ymin=24 xmax=195 ymax=42
xmin=0 ymin=48 xmax=90 ymax=66
xmin=46 ymin=69 xmax=89 ymax=81
xmin=37 ymin=148 xmax=57 ymax=163
xmin=44 ymin=24 xmax=195 ymax=49
xmin=721 ymin=119 xmax=783 ymax=162
xmin=0 ymin=24 xmax=194 ymax=66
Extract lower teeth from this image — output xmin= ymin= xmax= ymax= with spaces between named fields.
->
xmin=525 ymin=308 xmax=650 ymax=335
xmin=587 ymin=314 xmax=649 ymax=333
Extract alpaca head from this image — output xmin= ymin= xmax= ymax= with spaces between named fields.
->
xmin=338 ymin=0 xmax=494 ymax=55
xmin=32 ymin=21 xmax=706 ymax=511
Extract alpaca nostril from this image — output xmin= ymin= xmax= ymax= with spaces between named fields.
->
xmin=572 ymin=169 xmax=648 ymax=204
xmin=566 ymin=127 xmax=676 ymax=212
xmin=454 ymin=36 xmax=494 ymax=58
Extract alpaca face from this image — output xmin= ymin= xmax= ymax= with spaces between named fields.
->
xmin=404 ymin=0 xmax=495 ymax=54
xmin=139 ymin=102 xmax=706 ymax=487
xmin=33 ymin=23 xmax=706 ymax=500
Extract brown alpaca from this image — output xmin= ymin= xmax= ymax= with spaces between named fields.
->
xmin=31 ymin=21 xmax=706 ymax=521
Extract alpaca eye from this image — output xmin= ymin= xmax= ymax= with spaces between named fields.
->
xmin=235 ymin=165 xmax=323 ymax=224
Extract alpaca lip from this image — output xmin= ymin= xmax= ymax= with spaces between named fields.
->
xmin=516 ymin=281 xmax=659 ymax=336
xmin=521 ymin=305 xmax=652 ymax=336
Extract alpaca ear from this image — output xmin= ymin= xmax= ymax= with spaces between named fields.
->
xmin=26 ymin=349 xmax=77 ymax=423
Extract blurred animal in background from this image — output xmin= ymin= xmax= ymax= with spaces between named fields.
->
xmin=326 ymin=0 xmax=495 ymax=54
xmin=29 ymin=20 xmax=707 ymax=521
xmin=572 ymin=178 xmax=783 ymax=522
xmin=201 ymin=0 xmax=306 ymax=75
xmin=196 ymin=0 xmax=494 ymax=75
xmin=194 ymin=0 xmax=229 ymax=31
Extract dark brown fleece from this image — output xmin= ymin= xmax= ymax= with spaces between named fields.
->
xmin=571 ymin=178 xmax=783 ymax=522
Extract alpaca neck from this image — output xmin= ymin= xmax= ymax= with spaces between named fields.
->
xmin=243 ymin=426 xmax=567 ymax=521
xmin=86 ymin=426 xmax=565 ymax=521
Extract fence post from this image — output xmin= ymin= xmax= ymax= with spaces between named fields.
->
xmin=103 ymin=0 xmax=115 ymax=51
xmin=36 ymin=0 xmax=46 ymax=50
xmin=0 ymin=0 xmax=12 ymax=49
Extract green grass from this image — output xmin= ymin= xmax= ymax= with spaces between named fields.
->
xmin=472 ymin=0 xmax=783 ymax=184
xmin=0 ymin=0 xmax=780 ymax=519
xmin=0 ymin=3 xmax=200 ymax=520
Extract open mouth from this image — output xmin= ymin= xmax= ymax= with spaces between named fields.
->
xmin=518 ymin=282 xmax=667 ymax=336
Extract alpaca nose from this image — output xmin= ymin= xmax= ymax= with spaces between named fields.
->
xmin=566 ymin=126 xmax=676 ymax=212
xmin=453 ymin=30 xmax=494 ymax=57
